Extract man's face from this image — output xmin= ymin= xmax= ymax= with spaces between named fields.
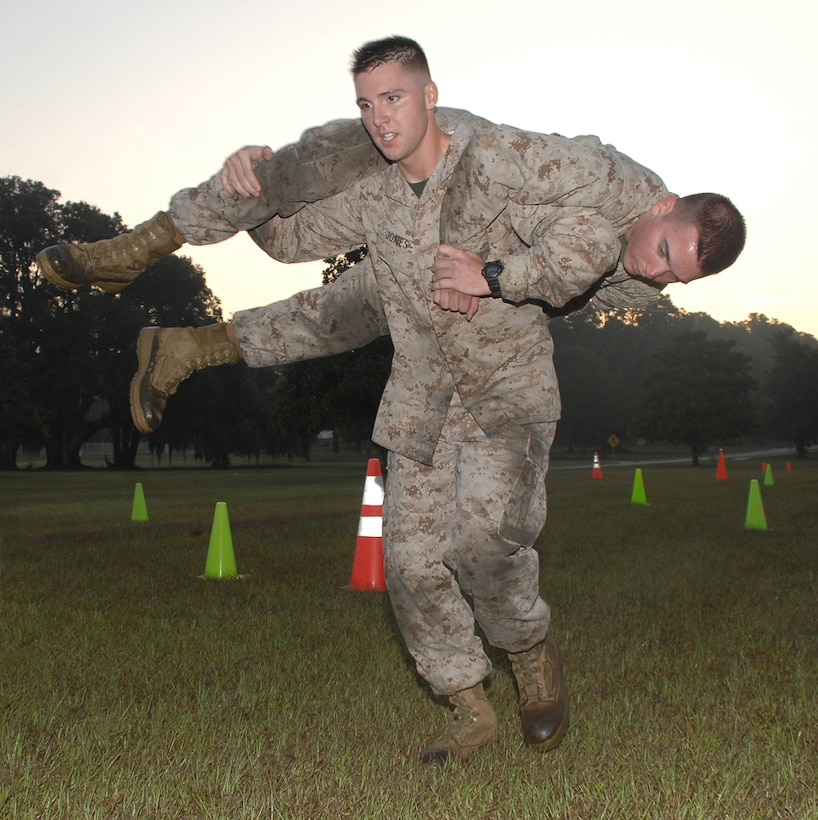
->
xmin=354 ymin=61 xmax=437 ymax=174
xmin=622 ymin=195 xmax=703 ymax=285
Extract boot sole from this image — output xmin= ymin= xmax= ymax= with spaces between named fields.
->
xmin=37 ymin=251 xmax=129 ymax=293
xmin=36 ymin=251 xmax=80 ymax=290
xmin=130 ymin=329 xmax=160 ymax=434
xmin=418 ymin=729 xmax=498 ymax=765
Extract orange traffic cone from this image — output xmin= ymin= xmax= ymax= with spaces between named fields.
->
xmin=715 ymin=449 xmax=728 ymax=480
xmin=592 ymin=452 xmax=603 ymax=479
xmin=786 ymin=460 xmax=792 ymax=472
xmin=349 ymin=459 xmax=387 ymax=591
xmin=761 ymin=461 xmax=766 ymax=473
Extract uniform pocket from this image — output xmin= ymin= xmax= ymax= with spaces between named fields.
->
xmin=499 ymin=428 xmax=552 ymax=546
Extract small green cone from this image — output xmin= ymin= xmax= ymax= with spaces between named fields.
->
xmin=204 ymin=501 xmax=237 ymax=578
xmin=764 ymin=463 xmax=774 ymax=486
xmin=631 ymin=468 xmax=647 ymax=505
xmin=745 ymin=479 xmax=768 ymax=531
xmin=131 ymin=482 xmax=148 ymax=522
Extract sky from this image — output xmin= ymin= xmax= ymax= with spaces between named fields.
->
xmin=3 ymin=0 xmax=816 ymax=337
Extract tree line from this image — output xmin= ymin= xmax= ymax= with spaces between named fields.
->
xmin=2 ymin=176 xmax=817 ymax=470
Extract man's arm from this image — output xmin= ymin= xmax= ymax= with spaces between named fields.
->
xmin=248 ymin=184 xmax=369 ymax=264
xmin=436 ymin=127 xmax=667 ymax=309
xmin=584 ymin=270 xmax=663 ymax=310
xmin=170 ymin=119 xmax=383 ymax=245
xmin=219 ymin=108 xmax=490 ymax=200
xmin=499 ymin=203 xmax=627 ymax=306
xmin=233 ymin=254 xmax=389 ymax=369
xmin=432 ymin=205 xmax=622 ymax=308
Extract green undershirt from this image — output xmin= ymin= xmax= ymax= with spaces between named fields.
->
xmin=408 ymin=179 xmax=429 ymax=198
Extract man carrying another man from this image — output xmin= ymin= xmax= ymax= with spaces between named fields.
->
xmin=37 ymin=36 xmax=745 ymax=765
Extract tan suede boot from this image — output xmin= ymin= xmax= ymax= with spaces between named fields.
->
xmin=130 ymin=324 xmax=241 ymax=434
xmin=37 ymin=211 xmax=185 ymax=293
xmin=509 ymin=635 xmax=569 ymax=751
xmin=418 ymin=682 xmax=498 ymax=766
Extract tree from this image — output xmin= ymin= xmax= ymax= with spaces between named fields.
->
xmin=764 ymin=330 xmax=818 ymax=456
xmin=0 ymin=177 xmax=68 ymax=467
xmin=553 ymin=343 xmax=618 ymax=451
xmin=551 ymin=295 xmax=684 ymax=453
xmin=324 ymin=336 xmax=393 ymax=449
xmin=106 ymin=255 xmax=225 ymax=468
xmin=0 ymin=175 xmax=224 ymax=469
xmin=263 ymin=244 xmax=391 ymax=456
xmin=635 ymin=329 xmax=756 ymax=464
xmin=269 ymin=357 xmax=338 ymax=460
xmin=0 ymin=324 xmax=47 ymax=467
xmin=0 ymin=177 xmax=65 ymax=321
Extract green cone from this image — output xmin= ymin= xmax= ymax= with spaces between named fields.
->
xmin=631 ymin=468 xmax=647 ymax=505
xmin=131 ymin=482 xmax=148 ymax=522
xmin=745 ymin=480 xmax=768 ymax=531
xmin=204 ymin=502 xmax=238 ymax=579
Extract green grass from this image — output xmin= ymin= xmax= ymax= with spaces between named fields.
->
xmin=1 ymin=458 xmax=816 ymax=818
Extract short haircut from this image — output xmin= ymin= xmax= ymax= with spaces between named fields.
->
xmin=350 ymin=36 xmax=430 ymax=77
xmin=674 ymin=193 xmax=746 ymax=276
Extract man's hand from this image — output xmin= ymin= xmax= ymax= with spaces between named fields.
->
xmin=431 ymin=244 xmax=491 ymax=297
xmin=220 ymin=145 xmax=274 ymax=197
xmin=433 ymin=288 xmax=481 ymax=321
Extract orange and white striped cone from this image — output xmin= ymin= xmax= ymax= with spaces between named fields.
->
xmin=349 ymin=458 xmax=387 ymax=592
xmin=592 ymin=451 xmax=603 ymax=479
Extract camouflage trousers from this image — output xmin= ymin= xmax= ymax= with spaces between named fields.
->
xmin=166 ymin=119 xmax=383 ymax=247
xmin=384 ymin=402 xmax=555 ymax=696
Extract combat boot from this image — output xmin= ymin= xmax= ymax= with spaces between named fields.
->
xmin=130 ymin=324 xmax=241 ymax=434
xmin=37 ymin=211 xmax=185 ymax=293
xmin=509 ymin=635 xmax=569 ymax=751
xmin=418 ymin=682 xmax=498 ymax=766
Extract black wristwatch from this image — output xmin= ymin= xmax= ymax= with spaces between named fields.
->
xmin=482 ymin=260 xmax=504 ymax=298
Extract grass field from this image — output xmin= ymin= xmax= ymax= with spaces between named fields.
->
xmin=1 ymin=456 xmax=816 ymax=819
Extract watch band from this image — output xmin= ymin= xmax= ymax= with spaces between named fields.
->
xmin=482 ymin=260 xmax=504 ymax=297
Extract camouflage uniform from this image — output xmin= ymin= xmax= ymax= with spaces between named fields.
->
xmin=230 ymin=118 xmax=667 ymax=695
xmin=167 ymin=118 xmax=380 ymax=245
xmin=166 ymin=109 xmax=486 ymax=247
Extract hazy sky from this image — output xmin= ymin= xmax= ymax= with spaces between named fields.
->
xmin=3 ymin=0 xmax=816 ymax=336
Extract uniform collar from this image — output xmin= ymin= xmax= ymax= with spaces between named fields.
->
xmin=384 ymin=124 xmax=473 ymax=205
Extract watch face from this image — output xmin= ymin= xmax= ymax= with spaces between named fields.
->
xmin=482 ymin=260 xmax=504 ymax=296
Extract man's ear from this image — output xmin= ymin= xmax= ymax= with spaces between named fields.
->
xmin=425 ymin=81 xmax=439 ymax=110
xmin=651 ymin=194 xmax=679 ymax=216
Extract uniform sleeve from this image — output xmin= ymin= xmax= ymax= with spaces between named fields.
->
xmin=232 ymin=255 xmax=388 ymax=369
xmin=441 ymin=127 xmax=666 ymax=310
xmin=499 ymin=203 xmax=621 ymax=307
xmin=248 ymin=187 xmax=368 ymax=264
xmin=500 ymin=197 xmax=666 ymax=310
xmin=588 ymin=271 xmax=664 ymax=310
